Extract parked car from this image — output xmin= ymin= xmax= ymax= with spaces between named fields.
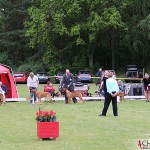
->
xmin=77 ymin=70 xmax=93 ymax=83
xmin=13 ymin=72 xmax=28 ymax=83
xmin=55 ymin=72 xmax=64 ymax=84
xmin=36 ymin=72 xmax=50 ymax=83
xmin=124 ymin=65 xmax=143 ymax=83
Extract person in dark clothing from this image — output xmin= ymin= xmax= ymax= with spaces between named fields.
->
xmin=99 ymin=71 xmax=119 ymax=116
xmin=61 ymin=69 xmax=77 ymax=104
xmin=99 ymin=70 xmax=109 ymax=100
xmin=143 ymin=73 xmax=150 ymax=102
xmin=96 ymin=68 xmax=103 ymax=86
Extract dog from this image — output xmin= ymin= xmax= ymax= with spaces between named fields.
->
xmin=117 ymin=92 xmax=125 ymax=101
xmin=0 ymin=93 xmax=5 ymax=105
xmin=63 ymin=88 xmax=84 ymax=104
xmin=27 ymin=89 xmax=53 ymax=104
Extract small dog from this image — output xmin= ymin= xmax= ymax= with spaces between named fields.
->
xmin=27 ymin=89 xmax=53 ymax=104
xmin=117 ymin=92 xmax=125 ymax=101
xmin=64 ymin=88 xmax=84 ymax=104
xmin=0 ymin=93 xmax=5 ymax=105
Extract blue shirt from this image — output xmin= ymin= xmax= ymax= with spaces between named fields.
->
xmin=106 ymin=78 xmax=119 ymax=94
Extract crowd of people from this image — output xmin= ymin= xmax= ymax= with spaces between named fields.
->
xmin=1 ymin=68 xmax=149 ymax=116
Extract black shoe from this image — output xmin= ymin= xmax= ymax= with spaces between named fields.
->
xmin=98 ymin=114 xmax=106 ymax=116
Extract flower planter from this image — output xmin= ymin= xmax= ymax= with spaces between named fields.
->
xmin=37 ymin=122 xmax=59 ymax=140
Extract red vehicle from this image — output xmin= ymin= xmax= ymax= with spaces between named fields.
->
xmin=13 ymin=72 xmax=28 ymax=83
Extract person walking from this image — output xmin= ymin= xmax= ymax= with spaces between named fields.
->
xmin=27 ymin=72 xmax=39 ymax=104
xmin=143 ymin=73 xmax=150 ymax=102
xmin=61 ymin=69 xmax=77 ymax=104
xmin=99 ymin=72 xmax=119 ymax=116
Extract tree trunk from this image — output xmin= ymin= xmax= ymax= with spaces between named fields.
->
xmin=110 ymin=30 xmax=115 ymax=70
xmin=88 ymin=49 xmax=94 ymax=69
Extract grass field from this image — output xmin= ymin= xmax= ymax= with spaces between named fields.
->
xmin=0 ymin=84 xmax=149 ymax=150
xmin=16 ymin=83 xmax=98 ymax=98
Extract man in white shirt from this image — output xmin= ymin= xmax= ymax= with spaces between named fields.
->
xmin=27 ymin=72 xmax=39 ymax=104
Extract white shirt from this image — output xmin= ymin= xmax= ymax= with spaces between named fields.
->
xmin=27 ymin=76 xmax=39 ymax=88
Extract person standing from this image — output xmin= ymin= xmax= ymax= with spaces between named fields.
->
xmin=0 ymin=81 xmax=6 ymax=102
xmin=27 ymin=72 xmax=39 ymax=104
xmin=61 ymin=69 xmax=77 ymax=104
xmin=99 ymin=72 xmax=119 ymax=116
xmin=143 ymin=73 xmax=150 ymax=102
xmin=96 ymin=68 xmax=103 ymax=85
xmin=99 ymin=70 xmax=109 ymax=100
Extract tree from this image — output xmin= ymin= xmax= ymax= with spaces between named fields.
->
xmin=25 ymin=0 xmax=126 ymax=72
xmin=0 ymin=0 xmax=32 ymax=66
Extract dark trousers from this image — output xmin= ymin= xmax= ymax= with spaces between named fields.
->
xmin=102 ymin=93 xmax=118 ymax=116
xmin=64 ymin=93 xmax=77 ymax=104
xmin=64 ymin=86 xmax=77 ymax=104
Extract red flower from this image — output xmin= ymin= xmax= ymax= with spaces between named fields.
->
xmin=36 ymin=110 xmax=44 ymax=116
xmin=44 ymin=111 xmax=49 ymax=117
xmin=49 ymin=110 xmax=56 ymax=116
xmin=36 ymin=110 xmax=57 ymax=122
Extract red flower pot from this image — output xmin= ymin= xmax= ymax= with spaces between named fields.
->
xmin=37 ymin=122 xmax=59 ymax=140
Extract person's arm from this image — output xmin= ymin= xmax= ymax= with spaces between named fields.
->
xmin=68 ymin=74 xmax=74 ymax=88
xmin=96 ymin=71 xmax=99 ymax=77
xmin=27 ymin=77 xmax=30 ymax=91
xmin=60 ymin=75 xmax=65 ymax=86
xmin=35 ymin=76 xmax=39 ymax=88
xmin=51 ymin=86 xmax=55 ymax=92
xmin=106 ymin=79 xmax=111 ymax=94
xmin=100 ymin=81 xmax=104 ymax=90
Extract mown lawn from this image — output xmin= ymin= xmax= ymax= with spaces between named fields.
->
xmin=0 ymin=84 xmax=148 ymax=150
xmin=16 ymin=83 xmax=98 ymax=98
xmin=0 ymin=84 xmax=149 ymax=150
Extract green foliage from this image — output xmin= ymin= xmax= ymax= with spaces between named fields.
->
xmin=0 ymin=52 xmax=11 ymax=65
xmin=1 ymin=0 xmax=150 ymax=72
xmin=17 ymin=61 xmax=49 ymax=75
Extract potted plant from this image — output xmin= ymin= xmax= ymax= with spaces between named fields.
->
xmin=36 ymin=110 xmax=59 ymax=140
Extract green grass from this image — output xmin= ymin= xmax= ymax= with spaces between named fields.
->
xmin=0 ymin=84 xmax=149 ymax=150
xmin=0 ymin=100 xmax=149 ymax=150
xmin=16 ymin=83 xmax=98 ymax=98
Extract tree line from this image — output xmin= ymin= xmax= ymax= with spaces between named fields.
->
xmin=0 ymin=0 xmax=150 ymax=74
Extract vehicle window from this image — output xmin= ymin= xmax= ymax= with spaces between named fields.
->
xmin=126 ymin=72 xmax=131 ymax=77
xmin=57 ymin=73 xmax=64 ymax=76
xmin=133 ymin=72 xmax=137 ymax=77
xmin=79 ymin=71 xmax=90 ymax=74
xmin=37 ymin=73 xmax=47 ymax=76
xmin=14 ymin=74 xmax=24 ymax=77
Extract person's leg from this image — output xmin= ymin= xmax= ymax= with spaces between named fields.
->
xmin=148 ymin=90 xmax=150 ymax=101
xmin=30 ymin=92 xmax=33 ymax=104
xmin=64 ymin=92 xmax=68 ymax=104
xmin=72 ymin=97 xmax=77 ymax=103
xmin=33 ymin=88 xmax=37 ymax=103
xmin=112 ymin=96 xmax=118 ymax=116
xmin=144 ymin=90 xmax=148 ymax=101
xmin=101 ymin=94 xmax=111 ymax=116
xmin=69 ymin=86 xmax=77 ymax=103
